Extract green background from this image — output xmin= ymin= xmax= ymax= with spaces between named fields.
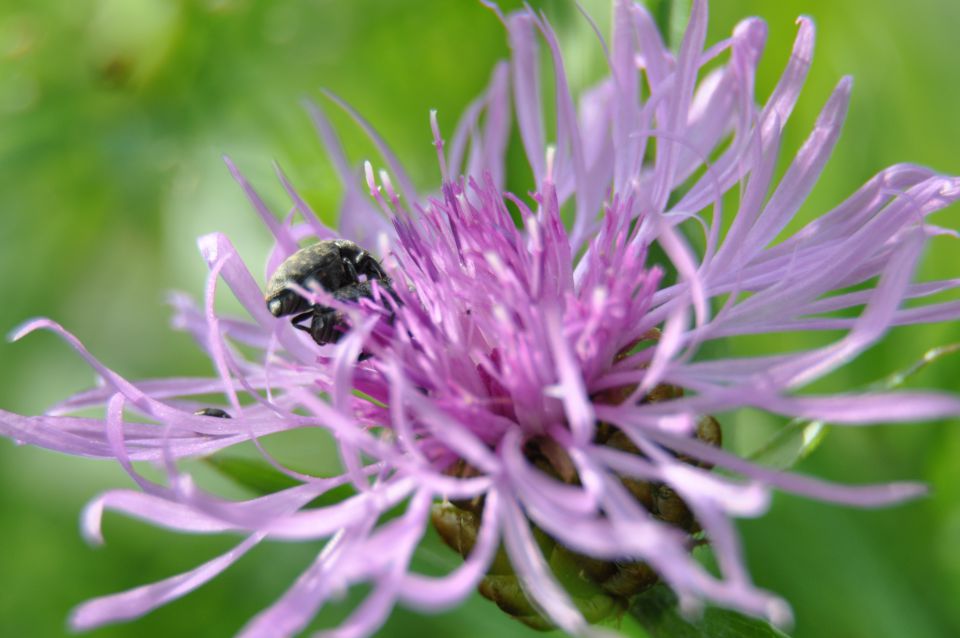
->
xmin=1 ymin=1 xmax=959 ymax=636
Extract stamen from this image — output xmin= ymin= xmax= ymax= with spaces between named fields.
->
xmin=430 ymin=109 xmax=449 ymax=183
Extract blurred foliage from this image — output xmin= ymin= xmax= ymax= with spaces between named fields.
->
xmin=1 ymin=1 xmax=959 ymax=637
xmin=629 ymin=585 xmax=789 ymax=638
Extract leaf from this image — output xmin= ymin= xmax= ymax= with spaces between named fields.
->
xmin=204 ymin=455 xmax=300 ymax=494
xmin=748 ymin=343 xmax=960 ymax=469
xmin=744 ymin=416 xmax=828 ymax=471
xmin=645 ymin=0 xmax=693 ymax=50
xmin=203 ymin=455 xmax=354 ymax=507
xmin=628 ymin=585 xmax=790 ymax=638
xmin=867 ymin=343 xmax=960 ymax=391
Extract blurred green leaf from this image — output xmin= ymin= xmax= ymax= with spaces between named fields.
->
xmin=629 ymin=585 xmax=790 ymax=638
xmin=645 ymin=0 xmax=693 ymax=49
xmin=866 ymin=343 xmax=960 ymax=391
xmin=745 ymin=416 xmax=829 ymax=471
xmin=203 ymin=455 xmax=355 ymax=508
xmin=203 ymin=455 xmax=301 ymax=495
xmin=748 ymin=343 xmax=960 ymax=469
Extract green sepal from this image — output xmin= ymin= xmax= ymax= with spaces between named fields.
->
xmin=431 ymin=502 xmax=626 ymax=631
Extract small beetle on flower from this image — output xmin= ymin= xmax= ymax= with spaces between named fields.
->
xmin=264 ymin=239 xmax=395 ymax=347
xmin=2 ymin=1 xmax=960 ymax=637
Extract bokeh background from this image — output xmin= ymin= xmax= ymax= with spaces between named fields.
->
xmin=2 ymin=1 xmax=959 ymax=636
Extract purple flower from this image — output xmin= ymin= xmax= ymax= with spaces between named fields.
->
xmin=3 ymin=1 xmax=960 ymax=636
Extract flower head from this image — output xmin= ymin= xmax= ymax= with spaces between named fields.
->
xmin=3 ymin=1 xmax=960 ymax=637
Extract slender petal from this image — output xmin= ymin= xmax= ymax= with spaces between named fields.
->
xmin=2 ymin=3 xmax=958 ymax=637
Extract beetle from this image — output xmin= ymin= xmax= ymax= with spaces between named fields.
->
xmin=194 ymin=407 xmax=231 ymax=418
xmin=264 ymin=239 xmax=394 ymax=346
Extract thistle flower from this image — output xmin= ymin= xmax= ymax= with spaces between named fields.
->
xmin=3 ymin=1 xmax=960 ymax=637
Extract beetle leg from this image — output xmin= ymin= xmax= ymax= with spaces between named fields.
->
xmin=292 ymin=322 xmax=312 ymax=335
xmin=288 ymin=308 xmax=315 ymax=336
xmin=321 ymin=313 xmax=336 ymax=345
xmin=309 ymin=308 xmax=328 ymax=345
xmin=310 ymin=306 xmax=343 ymax=346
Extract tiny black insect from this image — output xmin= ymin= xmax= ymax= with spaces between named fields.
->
xmin=194 ymin=407 xmax=232 ymax=418
xmin=264 ymin=239 xmax=394 ymax=346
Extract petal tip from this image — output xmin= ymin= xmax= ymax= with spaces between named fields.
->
xmin=734 ymin=17 xmax=767 ymax=49
xmin=68 ymin=606 xmax=96 ymax=633
xmin=8 ymin=318 xmax=42 ymax=343
xmin=80 ymin=498 xmax=107 ymax=547
xmin=197 ymin=233 xmax=227 ymax=263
